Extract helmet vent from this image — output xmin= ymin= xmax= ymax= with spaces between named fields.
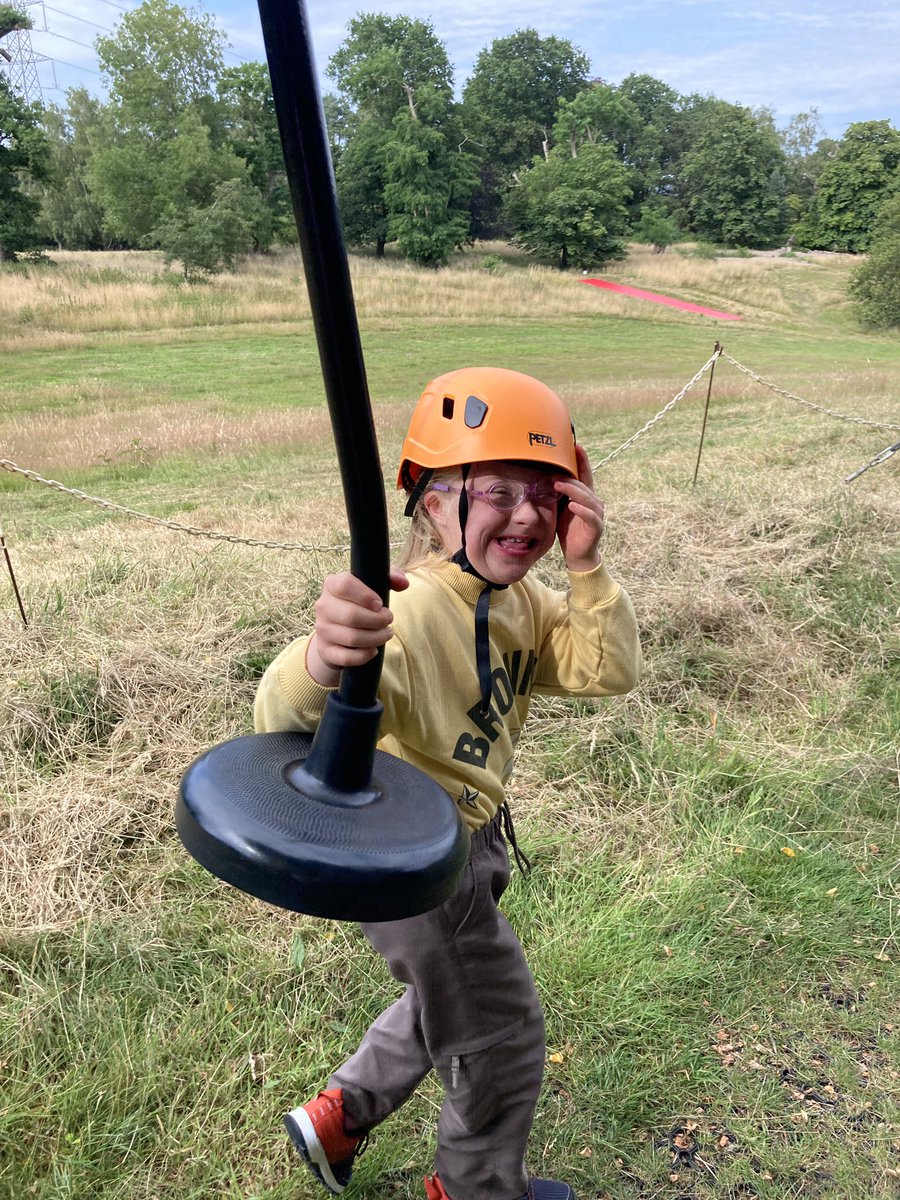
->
xmin=442 ymin=396 xmax=455 ymax=419
xmin=464 ymin=395 xmax=488 ymax=429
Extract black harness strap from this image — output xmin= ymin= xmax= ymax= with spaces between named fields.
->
xmin=500 ymin=801 xmax=533 ymax=876
xmin=451 ymin=464 xmax=508 ymax=718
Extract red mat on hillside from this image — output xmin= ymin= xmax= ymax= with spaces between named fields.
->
xmin=583 ymin=278 xmax=742 ymax=320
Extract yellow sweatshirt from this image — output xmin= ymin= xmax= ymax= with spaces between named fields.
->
xmin=254 ymin=560 xmax=641 ymax=831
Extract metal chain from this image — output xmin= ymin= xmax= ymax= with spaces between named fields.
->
xmin=593 ymin=348 xmax=721 ymax=470
xmin=0 ymin=458 xmax=351 ymax=553
xmin=844 ymin=439 xmax=900 ymax=484
xmin=722 ymin=353 xmax=900 ymax=431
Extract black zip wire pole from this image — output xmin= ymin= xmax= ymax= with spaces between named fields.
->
xmin=258 ymin=0 xmax=387 ymax=714
xmin=258 ymin=0 xmax=389 ymax=798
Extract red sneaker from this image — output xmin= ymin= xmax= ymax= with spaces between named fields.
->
xmin=284 ymin=1088 xmax=366 ymax=1195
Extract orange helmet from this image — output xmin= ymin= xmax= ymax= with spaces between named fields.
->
xmin=397 ymin=367 xmax=577 ymax=493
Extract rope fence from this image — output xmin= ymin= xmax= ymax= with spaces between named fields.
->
xmin=593 ymin=347 xmax=721 ymax=469
xmin=2 ymin=348 xmax=898 ymax=560
xmin=722 ymin=352 xmax=900 ymax=432
xmin=0 ymin=459 xmax=350 ymax=553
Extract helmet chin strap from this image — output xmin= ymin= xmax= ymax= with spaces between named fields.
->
xmin=403 ymin=466 xmax=434 ymax=517
xmin=450 ymin=463 xmax=507 ymax=717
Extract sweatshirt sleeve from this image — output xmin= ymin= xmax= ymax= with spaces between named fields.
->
xmin=253 ymin=627 xmax=414 ymax=735
xmin=532 ymin=562 xmax=642 ymax=697
xmin=253 ymin=634 xmax=334 ymax=733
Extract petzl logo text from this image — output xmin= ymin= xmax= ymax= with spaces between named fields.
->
xmin=528 ymin=431 xmax=557 ymax=447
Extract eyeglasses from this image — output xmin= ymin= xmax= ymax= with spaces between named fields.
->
xmin=430 ymin=479 xmax=565 ymax=512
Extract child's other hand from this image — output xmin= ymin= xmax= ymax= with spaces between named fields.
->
xmin=307 ymin=567 xmax=409 ymax=687
xmin=554 ymin=444 xmax=605 ymax=572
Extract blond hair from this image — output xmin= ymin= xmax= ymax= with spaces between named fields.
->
xmin=396 ymin=466 xmax=461 ymax=570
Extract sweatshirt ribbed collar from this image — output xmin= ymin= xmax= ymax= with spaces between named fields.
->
xmin=432 ymin=558 xmax=511 ymax=608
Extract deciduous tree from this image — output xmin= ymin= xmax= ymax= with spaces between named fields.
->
xmin=0 ymin=76 xmax=49 ymax=261
xmin=89 ymin=0 xmax=245 ymax=247
xmin=678 ymin=100 xmax=786 ymax=247
xmin=460 ymin=29 xmax=587 ymax=237
xmin=506 ymin=140 xmax=629 ymax=269
xmin=39 ymin=90 xmax=110 ymax=249
xmin=799 ymin=120 xmax=900 ymax=252
xmin=849 ymin=234 xmax=900 ymax=328
xmin=218 ymin=62 xmax=291 ymax=242
xmin=327 ymin=13 xmax=474 ymax=264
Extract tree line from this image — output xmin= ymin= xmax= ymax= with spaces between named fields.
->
xmin=2 ymin=0 xmax=900 ymax=316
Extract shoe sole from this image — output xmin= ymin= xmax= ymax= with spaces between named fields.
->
xmin=284 ymin=1106 xmax=346 ymax=1195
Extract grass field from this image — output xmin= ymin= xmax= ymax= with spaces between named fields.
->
xmin=1 ymin=243 xmax=898 ymax=1200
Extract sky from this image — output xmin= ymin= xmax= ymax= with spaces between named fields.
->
xmin=7 ymin=0 xmax=900 ymax=141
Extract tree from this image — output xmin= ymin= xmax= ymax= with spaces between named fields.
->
xmin=872 ymin=192 xmax=900 ymax=240
xmin=461 ymin=30 xmax=588 ymax=174
xmin=334 ymin=118 xmax=391 ymax=254
xmin=678 ymin=100 xmax=787 ymax=246
xmin=506 ymin=140 xmax=629 ymax=269
xmin=0 ymin=76 xmax=49 ymax=261
xmin=384 ymin=101 xmax=476 ymax=266
xmin=327 ymin=14 xmax=474 ymax=263
xmin=0 ymin=2 xmax=31 ymax=49
xmin=95 ymin=0 xmax=225 ymax=138
xmin=773 ymin=109 xmax=834 ymax=237
xmin=328 ymin=12 xmax=453 ymax=123
xmin=460 ymin=29 xmax=588 ymax=235
xmin=849 ymin=235 xmax=900 ymax=328
xmin=89 ymin=0 xmax=245 ymax=247
xmin=153 ymin=177 xmax=268 ymax=277
xmin=39 ymin=90 xmax=111 ymax=249
xmin=632 ymin=207 xmax=680 ymax=252
xmin=90 ymin=110 xmax=245 ymax=245
xmin=553 ymin=83 xmax=640 ymax=163
xmin=218 ymin=62 xmax=292 ymax=242
xmin=615 ymin=73 xmax=684 ymax=209
xmin=800 ymin=121 xmax=900 ymax=252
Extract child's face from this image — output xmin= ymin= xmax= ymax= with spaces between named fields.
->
xmin=425 ymin=460 xmax=563 ymax=585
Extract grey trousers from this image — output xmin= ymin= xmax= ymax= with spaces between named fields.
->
xmin=330 ymin=810 xmax=546 ymax=1200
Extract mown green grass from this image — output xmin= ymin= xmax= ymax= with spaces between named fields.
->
xmin=1 ymin=248 xmax=898 ymax=1199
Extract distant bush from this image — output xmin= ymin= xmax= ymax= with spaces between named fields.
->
xmin=151 ymin=179 xmax=271 ymax=279
xmin=849 ymin=235 xmax=900 ymax=329
xmin=632 ymin=208 xmax=680 ymax=252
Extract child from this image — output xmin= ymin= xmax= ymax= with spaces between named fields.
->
xmin=254 ymin=366 xmax=642 ymax=1200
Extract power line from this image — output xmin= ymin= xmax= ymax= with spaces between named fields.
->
xmin=38 ymin=29 xmax=97 ymax=51
xmin=40 ymin=53 xmax=100 ymax=76
xmin=42 ymin=4 xmax=112 ymax=32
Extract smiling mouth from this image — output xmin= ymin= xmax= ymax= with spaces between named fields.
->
xmin=496 ymin=536 xmax=537 ymax=552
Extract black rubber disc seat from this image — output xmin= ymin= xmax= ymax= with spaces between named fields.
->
xmin=177 ymin=730 xmax=470 ymax=922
